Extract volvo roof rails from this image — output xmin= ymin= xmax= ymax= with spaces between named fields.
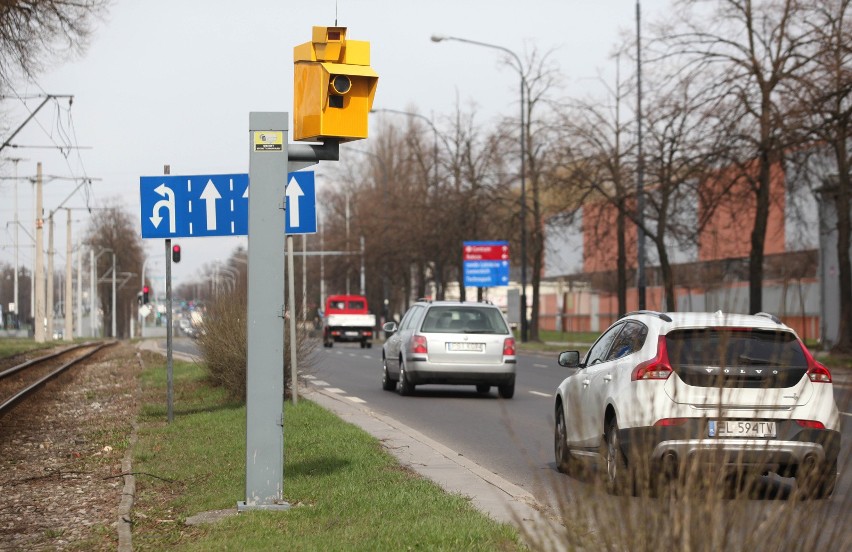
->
xmin=754 ymin=312 xmax=782 ymax=324
xmin=622 ymin=310 xmax=673 ymax=323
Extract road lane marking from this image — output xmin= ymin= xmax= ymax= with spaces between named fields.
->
xmin=346 ymin=396 xmax=366 ymax=404
xmin=530 ymin=391 xmax=550 ymax=398
xmin=534 ymin=363 xmax=548 ymax=368
xmin=302 ymin=375 xmax=315 ymax=380
xmin=311 ymin=380 xmax=329 ymax=387
xmin=325 ymin=388 xmax=345 ymax=394
xmin=841 ymin=411 xmax=851 ymax=418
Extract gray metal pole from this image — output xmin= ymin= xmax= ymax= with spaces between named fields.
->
xmin=34 ymin=163 xmax=45 ymax=343
xmin=165 ymin=163 xmax=174 ymax=423
xmin=76 ymin=240 xmax=82 ymax=338
xmin=636 ymin=0 xmax=647 ymax=309
xmin=47 ymin=215 xmax=55 ymax=340
xmin=111 ymin=253 xmax=117 ymax=338
xmin=90 ymin=248 xmax=96 ymax=337
xmin=241 ymin=112 xmax=289 ymax=511
xmin=64 ymin=210 xmax=73 ymax=341
xmin=287 ymin=235 xmax=298 ymax=405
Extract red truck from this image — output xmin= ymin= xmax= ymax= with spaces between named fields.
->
xmin=322 ymin=294 xmax=376 ymax=348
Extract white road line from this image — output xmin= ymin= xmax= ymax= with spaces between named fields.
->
xmin=346 ymin=396 xmax=366 ymax=404
xmin=533 ymin=364 xmax=548 ymax=368
xmin=325 ymin=387 xmax=345 ymax=394
xmin=841 ymin=411 xmax=852 ymax=418
xmin=363 ymin=355 xmax=372 ymax=359
xmin=530 ymin=391 xmax=550 ymax=398
xmin=302 ymin=375 xmax=315 ymax=380
xmin=311 ymin=380 xmax=329 ymax=387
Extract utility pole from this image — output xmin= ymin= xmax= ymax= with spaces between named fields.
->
xmin=47 ymin=216 xmax=55 ymax=339
xmin=34 ymin=163 xmax=45 ymax=343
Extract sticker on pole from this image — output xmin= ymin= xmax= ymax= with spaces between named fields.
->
xmin=254 ymin=131 xmax=283 ymax=152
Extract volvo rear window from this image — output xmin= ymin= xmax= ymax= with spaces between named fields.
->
xmin=665 ymin=328 xmax=808 ymax=388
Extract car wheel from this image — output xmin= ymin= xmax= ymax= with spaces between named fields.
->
xmin=360 ymin=341 xmax=366 ymax=349
xmin=398 ymin=362 xmax=415 ymax=396
xmin=555 ymin=403 xmax=572 ymax=474
xmin=798 ymin=459 xmax=837 ymax=499
xmin=605 ymin=418 xmax=630 ymax=495
xmin=497 ymin=377 xmax=515 ymax=399
xmin=382 ymin=357 xmax=397 ymax=391
xmin=476 ymin=384 xmax=490 ymax=394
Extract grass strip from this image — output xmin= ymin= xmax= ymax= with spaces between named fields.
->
xmin=131 ymin=354 xmax=524 ymax=551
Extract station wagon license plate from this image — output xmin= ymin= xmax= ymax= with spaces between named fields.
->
xmin=708 ymin=420 xmax=776 ymax=438
xmin=447 ymin=342 xmax=484 ymax=352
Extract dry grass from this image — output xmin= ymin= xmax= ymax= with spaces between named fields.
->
xmin=194 ymin=287 xmax=317 ymax=401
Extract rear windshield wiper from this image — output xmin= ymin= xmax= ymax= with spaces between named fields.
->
xmin=737 ymin=355 xmax=772 ymax=366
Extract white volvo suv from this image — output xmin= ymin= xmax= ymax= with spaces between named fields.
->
xmin=553 ymin=311 xmax=841 ymax=498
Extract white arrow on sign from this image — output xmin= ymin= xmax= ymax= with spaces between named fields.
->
xmin=285 ymin=177 xmax=304 ymax=228
xmin=200 ymin=179 xmax=221 ymax=231
xmin=150 ymin=183 xmax=176 ymax=233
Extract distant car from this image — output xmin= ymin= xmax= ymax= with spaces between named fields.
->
xmin=382 ymin=300 xmax=516 ymax=398
xmin=553 ymin=311 xmax=841 ymax=498
xmin=178 ymin=318 xmax=195 ymax=337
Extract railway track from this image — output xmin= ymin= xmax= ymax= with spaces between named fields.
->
xmin=0 ymin=341 xmax=116 ymax=417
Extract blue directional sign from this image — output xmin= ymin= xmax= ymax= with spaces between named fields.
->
xmin=140 ymin=174 xmax=249 ymax=238
xmin=285 ymin=171 xmax=317 ymax=235
xmin=140 ymin=171 xmax=317 ymax=238
xmin=463 ymin=241 xmax=510 ymax=287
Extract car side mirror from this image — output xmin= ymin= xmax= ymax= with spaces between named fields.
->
xmin=382 ymin=321 xmax=398 ymax=334
xmin=558 ymin=350 xmax=581 ymax=368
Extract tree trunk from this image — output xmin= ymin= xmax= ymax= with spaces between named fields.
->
xmin=831 ymin=142 xmax=852 ymax=353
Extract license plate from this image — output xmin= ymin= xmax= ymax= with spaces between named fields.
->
xmin=345 ymin=331 xmax=359 ymax=337
xmin=708 ymin=420 xmax=776 ymax=438
xmin=447 ymin=342 xmax=484 ymax=352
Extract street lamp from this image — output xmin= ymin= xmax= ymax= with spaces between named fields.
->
xmin=430 ymin=34 xmax=529 ymax=341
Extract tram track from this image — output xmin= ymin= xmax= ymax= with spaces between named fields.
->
xmin=0 ymin=341 xmax=117 ymax=417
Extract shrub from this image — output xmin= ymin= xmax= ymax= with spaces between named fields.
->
xmin=196 ymin=286 xmax=317 ymax=401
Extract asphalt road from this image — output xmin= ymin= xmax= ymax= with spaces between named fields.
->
xmin=307 ymin=340 xmax=852 ymax=550
xmin=169 ymin=336 xmax=851 ymax=549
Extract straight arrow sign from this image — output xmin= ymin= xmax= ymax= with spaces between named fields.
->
xmin=286 ymin=176 xmax=304 ymax=229
xmin=285 ymin=171 xmax=316 ymax=235
xmin=200 ymin=179 xmax=221 ymax=231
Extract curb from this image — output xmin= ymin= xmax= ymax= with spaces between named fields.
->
xmin=117 ymin=351 xmax=144 ymax=552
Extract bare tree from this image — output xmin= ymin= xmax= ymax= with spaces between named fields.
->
xmin=0 ymin=0 xmax=107 ymax=85
xmin=662 ymin=0 xmax=814 ymax=314
xmin=83 ymin=202 xmax=144 ymax=338
xmin=786 ymin=0 xmax=852 ymax=352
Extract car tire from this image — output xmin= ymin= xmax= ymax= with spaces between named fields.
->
xmin=555 ymin=403 xmax=572 ymax=474
xmin=605 ymin=418 xmax=630 ymax=495
xmin=476 ymin=384 xmax=490 ymax=394
xmin=497 ymin=378 xmax=515 ymax=399
xmin=398 ymin=362 xmax=415 ymax=396
xmin=360 ymin=341 xmax=366 ymax=349
xmin=381 ymin=357 xmax=396 ymax=391
xmin=798 ymin=459 xmax=837 ymax=499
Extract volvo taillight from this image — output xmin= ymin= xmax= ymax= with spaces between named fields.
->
xmin=632 ymin=335 xmax=673 ymax=381
xmin=795 ymin=419 xmax=826 ymax=429
xmin=411 ymin=335 xmax=428 ymax=354
xmin=801 ymin=340 xmax=832 ymax=383
xmin=503 ymin=337 xmax=516 ymax=356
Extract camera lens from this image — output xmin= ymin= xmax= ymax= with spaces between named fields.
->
xmin=330 ymin=75 xmax=352 ymax=95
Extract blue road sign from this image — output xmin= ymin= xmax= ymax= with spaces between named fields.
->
xmin=140 ymin=174 xmax=249 ymax=238
xmin=463 ymin=260 xmax=510 ymax=287
xmin=463 ymin=240 xmax=509 ymax=287
xmin=140 ymin=171 xmax=317 ymax=238
xmin=285 ymin=171 xmax=317 ymax=235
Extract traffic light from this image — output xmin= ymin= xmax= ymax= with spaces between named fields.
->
xmin=293 ymin=26 xmax=378 ymax=142
xmin=142 ymin=286 xmax=150 ymax=304
xmin=172 ymin=244 xmax=181 ymax=263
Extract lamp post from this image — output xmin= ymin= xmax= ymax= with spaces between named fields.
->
xmin=431 ymin=34 xmax=528 ymax=341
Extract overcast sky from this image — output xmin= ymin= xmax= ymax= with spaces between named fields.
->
xmin=0 ymin=0 xmax=669 ymax=292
